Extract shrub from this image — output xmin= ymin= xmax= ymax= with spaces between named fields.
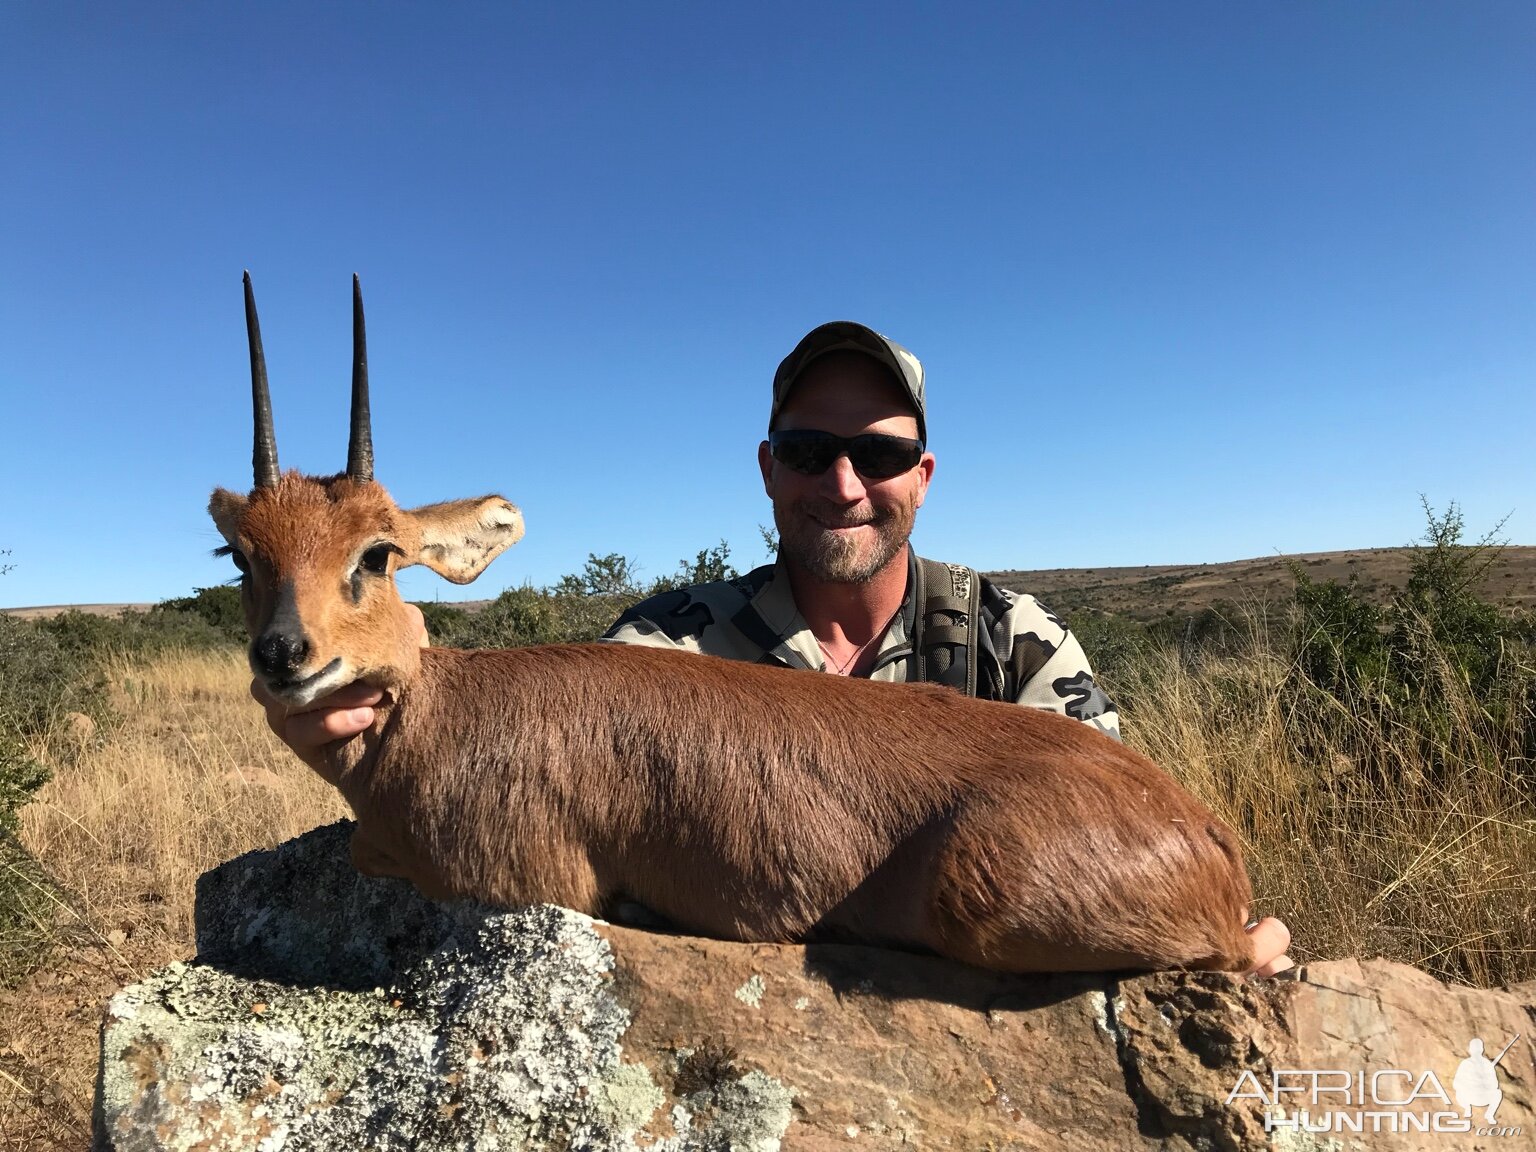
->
xmin=549 ymin=553 xmax=643 ymax=598
xmin=1280 ymin=503 xmax=1536 ymax=783
xmin=654 ymin=540 xmax=739 ymax=593
xmin=448 ymin=543 xmax=750 ymax=650
xmin=37 ymin=605 xmax=235 ymax=662
xmin=152 ymin=584 xmax=247 ymax=644
xmin=0 ymin=614 xmax=98 ymax=987
xmin=1290 ymin=570 xmax=1388 ymax=695
xmin=449 ymin=584 xmax=640 ymax=649
xmin=1145 ymin=601 xmax=1250 ymax=660
xmin=0 ymin=615 xmax=109 ymax=751
xmin=452 ymin=585 xmax=564 ymax=648
xmin=1388 ymin=502 xmax=1522 ymax=705
xmin=413 ymin=601 xmax=470 ymax=641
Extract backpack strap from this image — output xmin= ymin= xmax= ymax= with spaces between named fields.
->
xmin=912 ymin=557 xmax=982 ymax=697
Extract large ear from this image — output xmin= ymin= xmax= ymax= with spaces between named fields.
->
xmin=208 ymin=489 xmax=249 ymax=546
xmin=404 ymin=496 xmax=525 ymax=584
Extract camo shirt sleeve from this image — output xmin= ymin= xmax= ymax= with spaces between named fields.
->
xmin=982 ymin=583 xmax=1122 ymax=741
xmin=597 ymin=566 xmax=786 ymax=664
xmin=600 ymin=589 xmax=716 ymax=653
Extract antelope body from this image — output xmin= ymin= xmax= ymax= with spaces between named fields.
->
xmin=212 ymin=275 xmax=1257 ymax=974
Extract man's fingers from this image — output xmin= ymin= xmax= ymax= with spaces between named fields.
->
xmin=1244 ymin=917 xmax=1294 ymax=978
xmin=249 ymin=677 xmax=385 ymax=758
xmin=283 ymin=705 xmax=376 ymax=747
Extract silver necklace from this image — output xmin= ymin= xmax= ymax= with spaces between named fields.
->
xmin=816 ymin=608 xmax=899 ymax=676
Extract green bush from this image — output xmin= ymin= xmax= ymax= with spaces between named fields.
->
xmin=549 ymin=553 xmax=643 ymax=598
xmin=37 ymin=604 xmax=235 ymax=661
xmin=1279 ymin=503 xmax=1536 ymax=782
xmin=0 ymin=833 xmax=57 ymax=988
xmin=0 ymin=614 xmax=92 ymax=986
xmin=152 ymin=584 xmax=247 ymax=643
xmin=1145 ymin=601 xmax=1249 ymax=659
xmin=655 ymin=540 xmax=739 ymax=592
xmin=445 ymin=543 xmax=748 ymax=650
xmin=452 ymin=585 xmax=564 ymax=647
xmin=448 ymin=584 xmax=639 ymax=648
xmin=1290 ymin=570 xmax=1388 ymax=695
xmin=0 ymin=614 xmax=109 ymax=750
xmin=413 ymin=601 xmax=470 ymax=640
xmin=1388 ymin=503 xmax=1522 ymax=701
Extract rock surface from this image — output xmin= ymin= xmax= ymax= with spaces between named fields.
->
xmin=96 ymin=822 xmax=1535 ymax=1151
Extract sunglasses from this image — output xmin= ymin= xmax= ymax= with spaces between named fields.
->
xmin=768 ymin=429 xmax=926 ymax=480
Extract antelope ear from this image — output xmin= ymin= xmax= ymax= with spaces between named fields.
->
xmin=404 ymin=496 xmax=525 ymax=584
xmin=208 ymin=489 xmax=249 ymax=546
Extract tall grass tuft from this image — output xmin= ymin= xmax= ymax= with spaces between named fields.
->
xmin=1115 ymin=604 xmax=1535 ymax=989
xmin=17 ymin=649 xmax=349 ymax=954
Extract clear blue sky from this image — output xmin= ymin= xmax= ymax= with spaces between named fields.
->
xmin=2 ymin=2 xmax=1532 ymax=608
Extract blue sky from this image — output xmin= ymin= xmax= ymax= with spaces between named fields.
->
xmin=2 ymin=2 xmax=1532 ymax=608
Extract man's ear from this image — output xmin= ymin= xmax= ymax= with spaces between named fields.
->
xmin=403 ymin=496 xmax=525 ymax=584
xmin=912 ymin=452 xmax=936 ymax=510
xmin=758 ymin=439 xmax=775 ymax=497
xmin=207 ymin=489 xmax=248 ymax=546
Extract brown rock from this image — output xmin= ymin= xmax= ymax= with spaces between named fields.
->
xmin=603 ymin=935 xmax=1536 ymax=1151
xmin=64 ymin=710 xmax=96 ymax=741
xmin=96 ymin=823 xmax=1536 ymax=1151
xmin=601 ymin=927 xmax=1135 ymax=1150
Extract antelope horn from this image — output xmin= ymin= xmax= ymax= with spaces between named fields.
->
xmin=347 ymin=274 xmax=374 ymax=483
xmin=243 ymin=271 xmax=280 ymax=489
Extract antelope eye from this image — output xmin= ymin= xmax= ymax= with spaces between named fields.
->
xmin=229 ymin=550 xmax=251 ymax=575
xmin=359 ymin=545 xmax=393 ymax=575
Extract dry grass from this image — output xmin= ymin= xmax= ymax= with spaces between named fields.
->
xmin=2 ymin=628 xmax=1534 ymax=1147
xmin=1120 ymin=614 xmax=1536 ymax=990
xmin=0 ymin=649 xmax=345 ymax=1150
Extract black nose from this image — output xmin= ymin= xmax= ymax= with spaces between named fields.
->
xmin=253 ymin=631 xmax=310 ymax=678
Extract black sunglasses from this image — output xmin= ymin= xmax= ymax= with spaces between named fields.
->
xmin=768 ymin=429 xmax=925 ymax=480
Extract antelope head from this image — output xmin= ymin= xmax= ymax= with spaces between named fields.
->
xmin=209 ymin=274 xmax=524 ymax=705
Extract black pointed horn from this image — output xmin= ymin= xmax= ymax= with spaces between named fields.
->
xmin=243 ymin=271 xmax=280 ymax=489
xmin=347 ymin=274 xmax=374 ymax=483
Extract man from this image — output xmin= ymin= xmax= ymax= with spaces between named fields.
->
xmin=259 ymin=319 xmax=1291 ymax=975
xmin=602 ymin=322 xmax=1120 ymax=737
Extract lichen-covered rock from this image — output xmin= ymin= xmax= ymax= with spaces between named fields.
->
xmin=96 ymin=824 xmax=791 ymax=1151
xmin=96 ymin=822 xmax=1536 ymax=1151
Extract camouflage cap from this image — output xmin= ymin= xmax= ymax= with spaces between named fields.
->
xmin=770 ymin=321 xmax=926 ymax=444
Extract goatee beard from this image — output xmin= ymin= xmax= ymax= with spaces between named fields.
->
xmin=776 ymin=499 xmax=915 ymax=583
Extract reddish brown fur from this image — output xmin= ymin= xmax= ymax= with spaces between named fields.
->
xmin=214 ymin=473 xmax=1256 ymax=974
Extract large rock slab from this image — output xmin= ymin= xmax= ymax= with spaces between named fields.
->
xmin=96 ymin=822 xmax=1535 ymax=1150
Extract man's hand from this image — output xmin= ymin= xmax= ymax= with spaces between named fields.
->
xmin=252 ymin=604 xmax=429 ymax=772
xmin=1245 ymin=915 xmax=1294 ymax=978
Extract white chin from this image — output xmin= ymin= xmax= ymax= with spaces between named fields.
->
xmin=265 ymin=659 xmax=352 ymax=707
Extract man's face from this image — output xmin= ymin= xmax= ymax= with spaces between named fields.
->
xmin=759 ymin=351 xmax=936 ymax=584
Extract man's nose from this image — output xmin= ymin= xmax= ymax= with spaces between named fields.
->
xmin=819 ymin=454 xmax=867 ymax=501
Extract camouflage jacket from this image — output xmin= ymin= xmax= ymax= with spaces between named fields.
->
xmin=601 ymin=551 xmax=1121 ymax=739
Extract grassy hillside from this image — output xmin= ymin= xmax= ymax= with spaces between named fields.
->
xmin=988 ymin=545 xmax=1536 ymax=622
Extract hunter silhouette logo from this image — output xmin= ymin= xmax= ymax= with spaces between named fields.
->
xmin=1454 ymin=1034 xmax=1518 ymax=1125
xmin=1225 ymin=1032 xmax=1526 ymax=1137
